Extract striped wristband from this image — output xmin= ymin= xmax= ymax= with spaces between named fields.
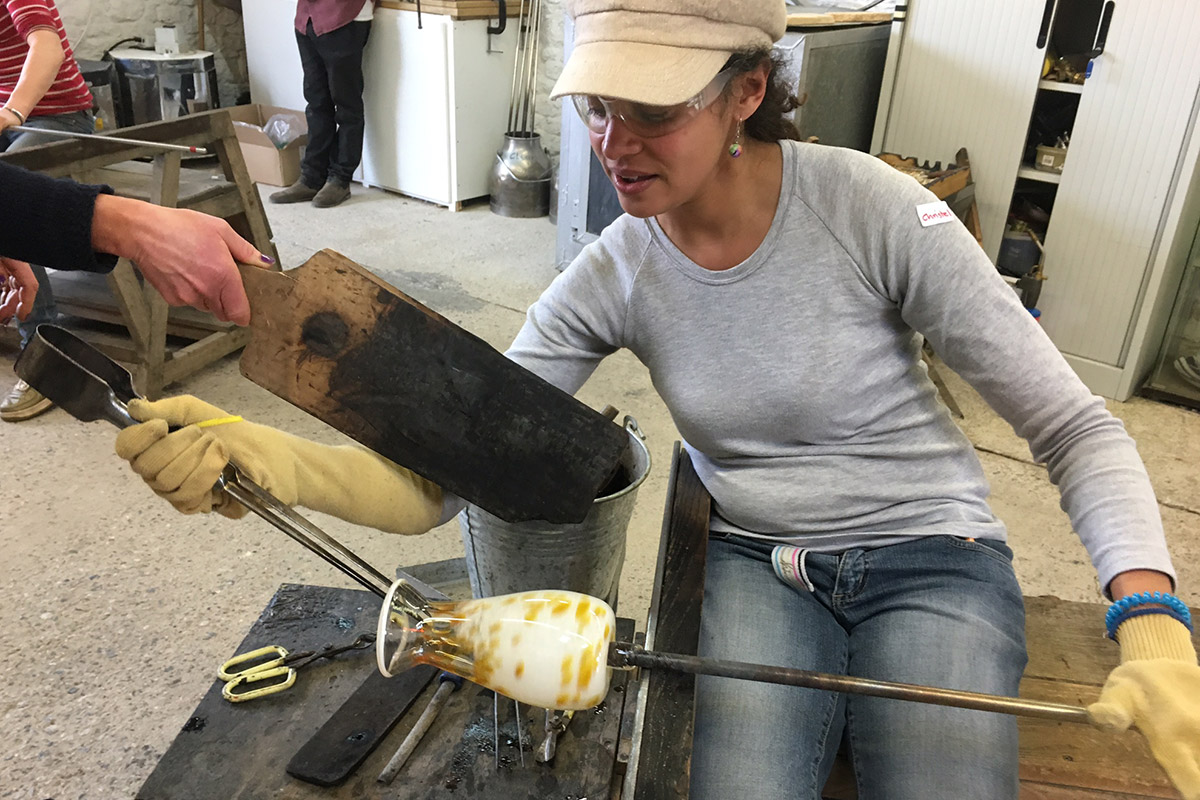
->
xmin=1105 ymin=591 xmax=1193 ymax=640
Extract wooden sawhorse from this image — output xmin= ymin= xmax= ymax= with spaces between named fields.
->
xmin=0 ymin=111 xmax=279 ymax=398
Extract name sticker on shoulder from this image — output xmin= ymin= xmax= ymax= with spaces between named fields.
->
xmin=916 ymin=200 xmax=955 ymax=227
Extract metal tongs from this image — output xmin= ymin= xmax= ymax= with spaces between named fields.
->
xmin=15 ymin=324 xmax=395 ymax=599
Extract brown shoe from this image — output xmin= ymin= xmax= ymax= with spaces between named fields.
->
xmin=1 ymin=379 xmax=53 ymax=422
xmin=269 ymin=179 xmax=320 ymax=204
xmin=312 ymin=180 xmax=351 ymax=208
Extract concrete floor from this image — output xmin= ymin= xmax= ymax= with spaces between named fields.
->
xmin=2 ymin=182 xmax=1199 ymax=799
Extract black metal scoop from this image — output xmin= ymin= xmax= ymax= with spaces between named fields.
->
xmin=13 ymin=324 xmax=396 ymax=598
xmin=15 ymin=324 xmax=139 ymax=428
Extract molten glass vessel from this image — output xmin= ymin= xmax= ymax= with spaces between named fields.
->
xmin=376 ymin=580 xmax=616 ymax=710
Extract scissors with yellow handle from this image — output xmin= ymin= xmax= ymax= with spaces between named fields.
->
xmin=218 ymin=633 xmax=376 ymax=702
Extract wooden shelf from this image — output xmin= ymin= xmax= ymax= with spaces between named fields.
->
xmin=1017 ymin=165 xmax=1062 ymax=184
xmin=1038 ymin=79 xmax=1085 ymax=94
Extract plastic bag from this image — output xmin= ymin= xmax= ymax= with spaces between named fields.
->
xmin=263 ymin=112 xmax=305 ymax=149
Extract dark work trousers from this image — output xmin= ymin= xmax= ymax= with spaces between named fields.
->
xmin=295 ymin=19 xmax=371 ymax=188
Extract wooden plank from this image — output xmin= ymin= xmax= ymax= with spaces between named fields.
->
xmin=1018 ymin=678 xmax=1176 ymax=798
xmin=631 ymin=445 xmax=711 ymax=800
xmin=53 ymin=271 xmax=234 ymax=341
xmin=1021 ymin=783 xmax=1177 ymax=800
xmin=1022 ymin=595 xmax=1200 ymax=686
xmin=103 ymin=259 xmax=152 ymax=352
xmin=138 ymin=151 xmax=183 ymax=399
xmin=786 ymin=11 xmax=892 ymax=26
xmin=82 ymin=161 xmax=232 ymax=207
xmin=235 ymin=250 xmax=630 ymax=525
xmin=379 ymin=0 xmax=528 ymax=19
xmin=161 ymin=327 xmax=250 ymax=386
xmin=209 ymin=119 xmax=277 ymax=260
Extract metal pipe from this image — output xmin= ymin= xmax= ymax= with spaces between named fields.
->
xmin=608 ymin=642 xmax=1092 ymax=724
xmin=10 ymin=124 xmax=210 ymax=154
xmin=526 ymin=0 xmax=541 ymax=134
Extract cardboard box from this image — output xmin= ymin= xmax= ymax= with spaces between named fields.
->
xmin=226 ymin=104 xmax=308 ymax=187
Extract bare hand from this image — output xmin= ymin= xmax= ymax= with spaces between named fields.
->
xmin=0 ymin=108 xmax=19 ymax=135
xmin=93 ymin=196 xmax=273 ymax=326
xmin=0 ymin=256 xmax=38 ymax=323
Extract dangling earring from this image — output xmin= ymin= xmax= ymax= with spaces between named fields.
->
xmin=729 ymin=119 xmax=744 ymax=158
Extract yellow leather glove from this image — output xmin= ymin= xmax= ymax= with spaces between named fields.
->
xmin=1088 ymin=613 xmax=1200 ymax=800
xmin=114 ymin=395 xmax=443 ymax=534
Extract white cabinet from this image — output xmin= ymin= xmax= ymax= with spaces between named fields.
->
xmin=243 ymin=3 xmax=518 ymax=209
xmin=873 ymin=0 xmax=1200 ymax=399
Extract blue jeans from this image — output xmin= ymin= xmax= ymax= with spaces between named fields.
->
xmin=691 ymin=534 xmax=1027 ymax=800
xmin=0 ymin=110 xmax=95 ymax=347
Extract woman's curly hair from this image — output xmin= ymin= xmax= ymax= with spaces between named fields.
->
xmin=722 ymin=49 xmax=801 ymax=143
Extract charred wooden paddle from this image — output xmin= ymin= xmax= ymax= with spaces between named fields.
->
xmin=236 ymin=250 xmax=628 ymax=524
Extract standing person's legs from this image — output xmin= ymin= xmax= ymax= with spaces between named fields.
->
xmin=1 ymin=110 xmax=95 ymax=421
xmin=838 ymin=536 xmax=1027 ymax=800
xmin=310 ymin=20 xmax=371 ymax=207
xmin=691 ymin=535 xmax=849 ymax=800
xmin=271 ymin=21 xmax=331 ymax=203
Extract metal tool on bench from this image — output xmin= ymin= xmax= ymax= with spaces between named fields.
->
xmin=376 ymin=670 xmax=464 ymax=784
xmin=218 ymin=633 xmax=375 ymax=702
xmin=10 ymin=124 xmax=210 ymax=154
xmin=537 ymin=709 xmax=575 ymax=763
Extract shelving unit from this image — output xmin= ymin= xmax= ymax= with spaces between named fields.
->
xmin=1037 ymin=79 xmax=1084 ymax=94
xmin=873 ymin=0 xmax=1200 ymax=400
xmin=1016 ymin=166 xmax=1061 ymax=184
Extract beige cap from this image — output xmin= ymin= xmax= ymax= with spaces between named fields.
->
xmin=550 ymin=0 xmax=788 ymax=106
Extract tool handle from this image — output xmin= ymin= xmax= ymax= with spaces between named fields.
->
xmin=609 ymin=642 xmax=1093 ymax=725
xmin=217 ymin=645 xmax=289 ymax=681
xmin=376 ymin=678 xmax=458 ymax=784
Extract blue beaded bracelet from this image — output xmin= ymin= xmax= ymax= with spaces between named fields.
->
xmin=1105 ymin=591 xmax=1193 ymax=640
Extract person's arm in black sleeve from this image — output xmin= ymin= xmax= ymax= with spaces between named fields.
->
xmin=0 ymin=161 xmax=118 ymax=272
xmin=0 ymin=161 xmax=274 ymax=325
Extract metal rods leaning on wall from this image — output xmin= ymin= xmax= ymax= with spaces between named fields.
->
xmin=506 ymin=0 xmax=543 ymax=135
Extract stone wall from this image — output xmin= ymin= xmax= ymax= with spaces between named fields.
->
xmin=55 ymin=0 xmax=249 ymax=114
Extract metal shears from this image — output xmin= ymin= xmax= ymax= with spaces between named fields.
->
xmin=218 ymin=633 xmax=376 ymax=702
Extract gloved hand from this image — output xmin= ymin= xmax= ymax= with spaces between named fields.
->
xmin=1088 ymin=613 xmax=1200 ymax=800
xmin=114 ymin=395 xmax=443 ymax=534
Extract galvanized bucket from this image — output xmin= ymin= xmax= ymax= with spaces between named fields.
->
xmin=459 ymin=417 xmax=650 ymax=605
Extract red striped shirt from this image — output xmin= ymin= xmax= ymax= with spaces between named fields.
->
xmin=1 ymin=0 xmax=92 ymax=117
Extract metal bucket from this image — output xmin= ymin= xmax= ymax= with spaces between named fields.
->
xmin=459 ymin=417 xmax=650 ymax=605
xmin=488 ymin=132 xmax=552 ymax=218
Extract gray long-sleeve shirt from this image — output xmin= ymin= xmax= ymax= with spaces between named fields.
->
xmin=504 ymin=140 xmax=1173 ymax=592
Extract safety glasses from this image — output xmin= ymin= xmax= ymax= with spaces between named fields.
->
xmin=570 ymin=69 xmax=735 ymax=139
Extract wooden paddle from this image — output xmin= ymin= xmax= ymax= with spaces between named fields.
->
xmin=236 ymin=250 xmax=628 ymax=524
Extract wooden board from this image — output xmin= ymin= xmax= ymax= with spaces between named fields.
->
xmin=236 ymin=250 xmax=629 ymax=524
xmin=630 ymin=444 xmax=711 ymax=800
xmin=379 ymin=0 xmax=526 ymax=20
xmin=786 ymin=11 xmax=892 ymax=27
